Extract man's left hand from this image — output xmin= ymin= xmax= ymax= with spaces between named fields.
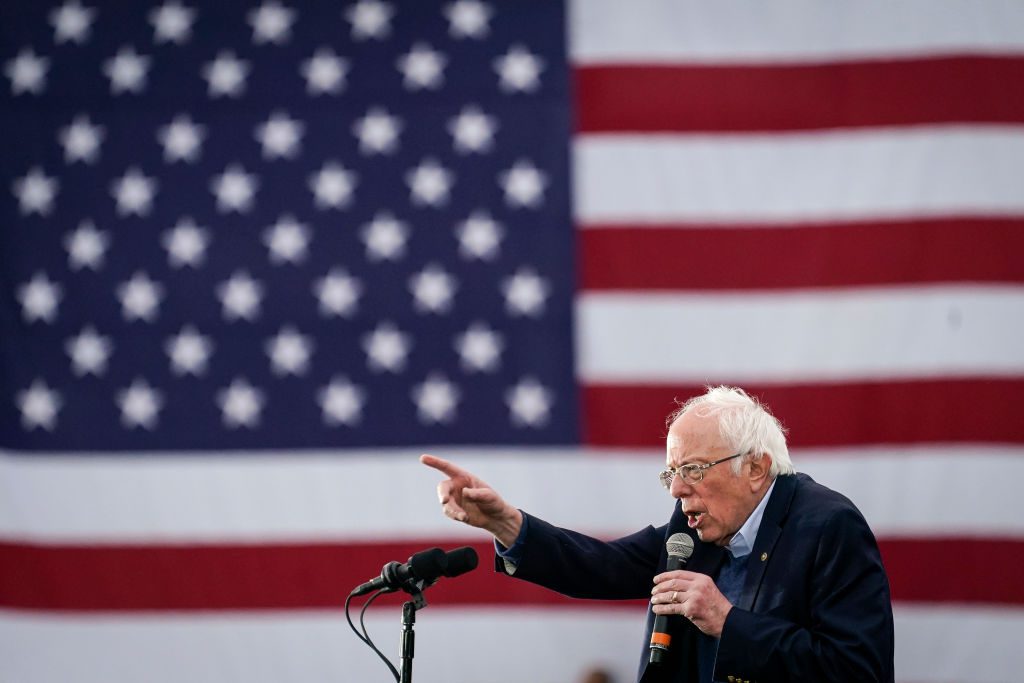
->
xmin=651 ymin=570 xmax=733 ymax=637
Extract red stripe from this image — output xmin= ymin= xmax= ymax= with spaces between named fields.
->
xmin=0 ymin=540 xmax=581 ymax=611
xmin=878 ymin=537 xmax=1024 ymax=606
xmin=583 ymin=379 xmax=1024 ymax=448
xmin=576 ymin=57 xmax=1024 ymax=133
xmin=0 ymin=536 xmax=1019 ymax=611
xmin=580 ymin=217 xmax=1024 ymax=291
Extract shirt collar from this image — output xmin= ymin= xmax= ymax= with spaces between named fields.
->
xmin=727 ymin=477 xmax=777 ymax=558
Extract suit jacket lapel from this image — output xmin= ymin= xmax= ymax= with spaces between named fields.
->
xmin=739 ymin=474 xmax=798 ymax=610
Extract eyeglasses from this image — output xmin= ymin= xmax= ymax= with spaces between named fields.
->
xmin=658 ymin=452 xmax=744 ymax=489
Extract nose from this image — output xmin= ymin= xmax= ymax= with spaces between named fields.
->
xmin=670 ymin=473 xmax=694 ymax=499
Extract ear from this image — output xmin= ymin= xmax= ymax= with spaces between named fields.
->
xmin=747 ymin=453 xmax=773 ymax=492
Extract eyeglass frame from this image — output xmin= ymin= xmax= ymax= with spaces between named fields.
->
xmin=658 ymin=452 xmax=745 ymax=489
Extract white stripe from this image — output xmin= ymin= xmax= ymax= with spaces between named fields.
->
xmin=1 ymin=605 xmax=1019 ymax=683
xmin=575 ymin=128 xmax=1024 ymax=224
xmin=571 ymin=0 xmax=1024 ymax=64
xmin=894 ymin=604 xmax=1024 ymax=683
xmin=577 ymin=286 xmax=1024 ymax=383
xmin=2 ymin=445 xmax=1022 ymax=541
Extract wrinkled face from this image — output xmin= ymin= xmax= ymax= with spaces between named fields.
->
xmin=666 ymin=410 xmax=768 ymax=547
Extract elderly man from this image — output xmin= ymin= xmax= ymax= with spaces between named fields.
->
xmin=422 ymin=386 xmax=895 ymax=682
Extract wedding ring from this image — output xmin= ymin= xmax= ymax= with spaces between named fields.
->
xmin=671 ymin=591 xmax=678 ymax=603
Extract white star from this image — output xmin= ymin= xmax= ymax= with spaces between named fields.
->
xmin=319 ymin=377 xmax=365 ymax=426
xmin=345 ymin=0 xmax=393 ymax=40
xmin=266 ymin=326 xmax=313 ymax=376
xmin=301 ymin=48 xmax=348 ymax=95
xmin=117 ymin=378 xmax=163 ymax=430
xmin=409 ymin=264 xmax=457 ymax=314
xmin=500 ymin=159 xmax=547 ymax=208
xmin=211 ymin=164 xmax=258 ymax=213
xmin=445 ymin=0 xmax=491 ymax=39
xmin=361 ymin=212 xmax=408 ymax=261
xmin=448 ymin=105 xmax=497 ymax=154
xmin=103 ymin=46 xmax=150 ymax=94
xmin=411 ymin=373 xmax=459 ymax=424
xmin=248 ymin=1 xmax=294 ymax=44
xmin=455 ymin=321 xmax=503 ymax=372
xmin=64 ymin=220 xmax=110 ymax=270
xmin=406 ymin=159 xmax=453 ymax=206
xmin=363 ymin=322 xmax=411 ymax=373
xmin=158 ymin=114 xmax=205 ymax=163
xmin=150 ymin=2 xmax=195 ymax=44
xmin=494 ymin=45 xmax=544 ymax=93
xmin=218 ymin=378 xmax=265 ymax=428
xmin=17 ymin=272 xmax=62 ymax=323
xmin=59 ymin=114 xmax=104 ymax=164
xmin=352 ymin=107 xmax=401 ymax=155
xmin=263 ymin=214 xmax=310 ymax=264
xmin=456 ymin=211 xmax=503 ymax=260
xmin=165 ymin=325 xmax=213 ymax=376
xmin=310 ymin=162 xmax=357 ymax=209
xmin=12 ymin=167 xmax=58 ymax=215
xmin=65 ymin=326 xmax=113 ymax=376
xmin=203 ymin=51 xmax=250 ymax=97
xmin=117 ymin=271 xmax=164 ymax=322
xmin=506 ymin=377 xmax=552 ymax=427
xmin=255 ymin=111 xmax=303 ymax=159
xmin=397 ymin=43 xmax=446 ymax=90
xmin=217 ymin=271 xmax=263 ymax=321
xmin=5 ymin=49 xmax=49 ymax=95
xmin=50 ymin=1 xmax=96 ymax=44
xmin=503 ymin=267 xmax=549 ymax=317
xmin=162 ymin=217 xmax=209 ymax=268
xmin=111 ymin=167 xmax=157 ymax=216
xmin=313 ymin=268 xmax=361 ymax=317
xmin=17 ymin=380 xmax=61 ymax=431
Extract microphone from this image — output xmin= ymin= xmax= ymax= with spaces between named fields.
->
xmin=442 ymin=546 xmax=479 ymax=578
xmin=350 ymin=547 xmax=449 ymax=597
xmin=649 ymin=533 xmax=695 ymax=664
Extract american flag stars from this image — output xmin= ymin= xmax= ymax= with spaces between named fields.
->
xmin=5 ymin=0 xmax=566 ymax=444
xmin=59 ymin=115 xmax=105 ymax=164
xmin=50 ymin=1 xmax=97 ymax=44
xmin=149 ymin=2 xmax=195 ymax=44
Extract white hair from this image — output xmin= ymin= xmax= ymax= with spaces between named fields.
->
xmin=669 ymin=386 xmax=794 ymax=477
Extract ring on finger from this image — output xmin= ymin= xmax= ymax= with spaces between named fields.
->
xmin=671 ymin=591 xmax=678 ymax=603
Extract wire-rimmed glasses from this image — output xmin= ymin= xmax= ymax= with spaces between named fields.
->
xmin=658 ymin=452 xmax=744 ymax=489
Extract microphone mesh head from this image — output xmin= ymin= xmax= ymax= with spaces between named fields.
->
xmin=666 ymin=533 xmax=694 ymax=560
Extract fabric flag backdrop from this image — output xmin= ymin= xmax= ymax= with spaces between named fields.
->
xmin=2 ymin=1 xmax=1023 ymax=681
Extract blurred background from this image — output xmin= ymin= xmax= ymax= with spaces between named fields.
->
xmin=2 ymin=1 xmax=1023 ymax=681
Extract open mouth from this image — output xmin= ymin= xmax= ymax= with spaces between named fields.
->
xmin=685 ymin=511 xmax=705 ymax=529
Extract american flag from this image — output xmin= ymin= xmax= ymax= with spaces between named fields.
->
xmin=1 ymin=1 xmax=1023 ymax=681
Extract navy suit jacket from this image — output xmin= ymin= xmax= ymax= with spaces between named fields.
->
xmin=497 ymin=473 xmax=895 ymax=683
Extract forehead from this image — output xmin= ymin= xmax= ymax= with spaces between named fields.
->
xmin=666 ymin=410 xmax=725 ymax=461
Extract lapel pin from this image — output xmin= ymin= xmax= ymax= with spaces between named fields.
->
xmin=760 ymin=552 xmax=768 ymax=562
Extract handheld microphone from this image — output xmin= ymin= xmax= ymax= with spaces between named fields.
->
xmin=350 ymin=547 xmax=448 ymax=597
xmin=649 ymin=533 xmax=695 ymax=664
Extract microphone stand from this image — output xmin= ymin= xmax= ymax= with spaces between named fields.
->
xmin=399 ymin=585 xmax=427 ymax=682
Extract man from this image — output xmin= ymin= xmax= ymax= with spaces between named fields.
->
xmin=421 ymin=386 xmax=895 ymax=682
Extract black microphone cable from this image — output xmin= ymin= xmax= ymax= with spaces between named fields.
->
xmin=345 ymin=589 xmax=400 ymax=681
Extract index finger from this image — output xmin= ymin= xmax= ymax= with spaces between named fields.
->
xmin=653 ymin=569 xmax=702 ymax=585
xmin=420 ymin=453 xmax=468 ymax=479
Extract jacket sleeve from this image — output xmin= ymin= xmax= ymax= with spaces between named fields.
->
xmin=714 ymin=506 xmax=895 ymax=682
xmin=495 ymin=512 xmax=666 ymax=601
